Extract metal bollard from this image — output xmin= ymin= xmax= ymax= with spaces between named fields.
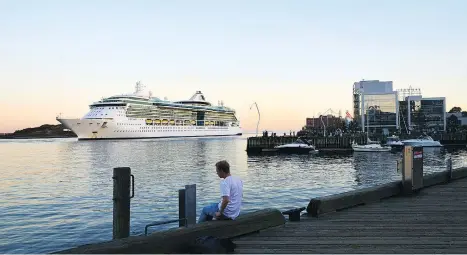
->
xmin=447 ymin=157 xmax=453 ymax=181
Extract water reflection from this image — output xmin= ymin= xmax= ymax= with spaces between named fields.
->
xmin=352 ymin=152 xmax=400 ymax=187
xmin=0 ymin=137 xmax=466 ymax=254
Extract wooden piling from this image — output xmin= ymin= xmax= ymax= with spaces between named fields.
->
xmin=113 ymin=167 xmax=133 ymax=239
xmin=178 ymin=189 xmax=186 ymax=227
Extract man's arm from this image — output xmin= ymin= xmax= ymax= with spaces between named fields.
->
xmin=218 ymin=180 xmax=230 ymax=217
xmin=219 ymin=196 xmax=230 ymax=216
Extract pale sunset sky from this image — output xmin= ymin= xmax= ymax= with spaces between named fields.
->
xmin=1 ymin=0 xmax=466 ymax=133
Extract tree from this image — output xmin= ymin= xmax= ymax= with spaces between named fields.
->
xmin=449 ymin=106 xmax=462 ymax=113
xmin=447 ymin=114 xmax=460 ymax=133
xmin=462 ymin=111 xmax=467 ymax=117
xmin=348 ymin=120 xmax=359 ymax=133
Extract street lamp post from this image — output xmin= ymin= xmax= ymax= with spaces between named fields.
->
xmin=250 ymin=102 xmax=260 ymax=137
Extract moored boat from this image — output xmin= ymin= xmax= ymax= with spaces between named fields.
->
xmin=352 ymin=141 xmax=392 ymax=152
xmin=402 ymin=135 xmax=442 ymax=147
xmin=273 ymin=138 xmax=319 ymax=154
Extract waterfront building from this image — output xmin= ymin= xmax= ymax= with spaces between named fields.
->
xmin=352 ymin=80 xmax=399 ymax=135
xmin=305 ymin=115 xmax=344 ymax=134
xmin=399 ymin=96 xmax=446 ymax=133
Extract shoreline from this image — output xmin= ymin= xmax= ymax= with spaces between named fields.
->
xmin=0 ymin=135 xmax=76 ymax=140
xmin=1 ymin=124 xmax=77 ymax=140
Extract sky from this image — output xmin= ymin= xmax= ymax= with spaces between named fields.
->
xmin=1 ymin=0 xmax=466 ymax=133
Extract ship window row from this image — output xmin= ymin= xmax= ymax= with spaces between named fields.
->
xmin=139 ymin=126 xmax=228 ymax=129
xmin=113 ymin=128 xmax=227 ymax=133
xmin=92 ymin=107 xmax=125 ymax=110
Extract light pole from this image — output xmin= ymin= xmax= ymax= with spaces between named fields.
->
xmin=318 ymin=108 xmax=338 ymax=137
xmin=250 ymin=102 xmax=260 ymax=137
xmin=319 ymin=114 xmax=326 ymax=137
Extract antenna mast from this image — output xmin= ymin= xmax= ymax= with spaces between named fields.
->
xmin=134 ymin=81 xmax=145 ymax=95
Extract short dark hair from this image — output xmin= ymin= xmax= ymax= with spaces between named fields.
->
xmin=215 ymin=160 xmax=230 ymax=173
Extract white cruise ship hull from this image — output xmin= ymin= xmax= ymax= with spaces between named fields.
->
xmin=57 ymin=118 xmax=242 ymax=140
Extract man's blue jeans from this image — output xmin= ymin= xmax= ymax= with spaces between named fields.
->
xmin=198 ymin=203 xmax=219 ymax=223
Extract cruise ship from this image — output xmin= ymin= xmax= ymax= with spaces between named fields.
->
xmin=56 ymin=82 xmax=242 ymax=140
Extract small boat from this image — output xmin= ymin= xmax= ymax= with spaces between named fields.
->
xmin=385 ymin=135 xmax=404 ymax=149
xmin=402 ymin=135 xmax=442 ymax=147
xmin=352 ymin=141 xmax=392 ymax=152
xmin=352 ymin=113 xmax=391 ymax=152
xmin=274 ymin=138 xmax=319 ymax=154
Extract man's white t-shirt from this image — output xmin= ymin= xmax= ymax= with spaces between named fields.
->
xmin=218 ymin=175 xmax=243 ymax=219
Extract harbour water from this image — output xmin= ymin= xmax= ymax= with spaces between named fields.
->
xmin=0 ymin=135 xmax=466 ymax=253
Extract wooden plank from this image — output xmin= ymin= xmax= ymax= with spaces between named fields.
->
xmin=243 ymin=231 xmax=467 ymax=238
xmin=236 ymin=244 xmax=467 ymax=249
xmin=235 ymin=247 xmax=467 ymax=254
xmin=307 ymin=168 xmax=467 ymax=217
xmin=307 ymin=181 xmax=401 ymax=216
xmin=234 ymin=176 xmax=467 ymax=254
xmin=451 ymin=167 xmax=467 ymax=179
xmin=54 ymin=208 xmax=285 ymax=254
xmin=235 ymin=239 xmax=467 ymax=245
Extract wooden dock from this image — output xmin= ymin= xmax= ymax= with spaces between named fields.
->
xmin=234 ymin=171 xmax=467 ymax=253
xmin=246 ymin=133 xmax=467 ymax=155
xmin=54 ymin=161 xmax=467 ymax=254
xmin=246 ymin=135 xmax=366 ymax=154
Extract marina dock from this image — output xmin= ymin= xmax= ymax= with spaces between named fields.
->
xmin=234 ymin=169 xmax=467 ymax=253
xmin=247 ymin=133 xmax=467 ymax=154
xmin=246 ymin=135 xmax=367 ymax=154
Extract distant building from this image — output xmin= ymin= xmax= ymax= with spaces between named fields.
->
xmin=352 ymin=80 xmax=399 ymax=134
xmin=306 ymin=115 xmax=344 ymax=133
xmin=399 ymin=96 xmax=446 ymax=133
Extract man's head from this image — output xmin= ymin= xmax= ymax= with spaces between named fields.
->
xmin=215 ymin=160 xmax=230 ymax=178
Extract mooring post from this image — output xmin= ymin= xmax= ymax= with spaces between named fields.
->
xmin=113 ymin=167 xmax=134 ymax=239
xmin=178 ymin=188 xmax=186 ymax=227
xmin=178 ymin=184 xmax=196 ymax=227
xmin=447 ymin=157 xmax=453 ymax=181
xmin=184 ymin=184 xmax=197 ymax=226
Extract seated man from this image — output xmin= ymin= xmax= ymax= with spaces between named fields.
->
xmin=198 ymin=160 xmax=243 ymax=223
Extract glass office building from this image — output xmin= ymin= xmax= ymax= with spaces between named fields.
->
xmin=352 ymin=81 xmax=447 ymax=135
xmin=400 ymin=96 xmax=446 ymax=133
xmin=361 ymin=93 xmax=399 ymax=134
xmin=352 ymin=80 xmax=399 ymax=134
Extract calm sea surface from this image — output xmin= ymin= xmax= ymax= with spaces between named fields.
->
xmin=0 ymin=135 xmax=466 ymax=253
